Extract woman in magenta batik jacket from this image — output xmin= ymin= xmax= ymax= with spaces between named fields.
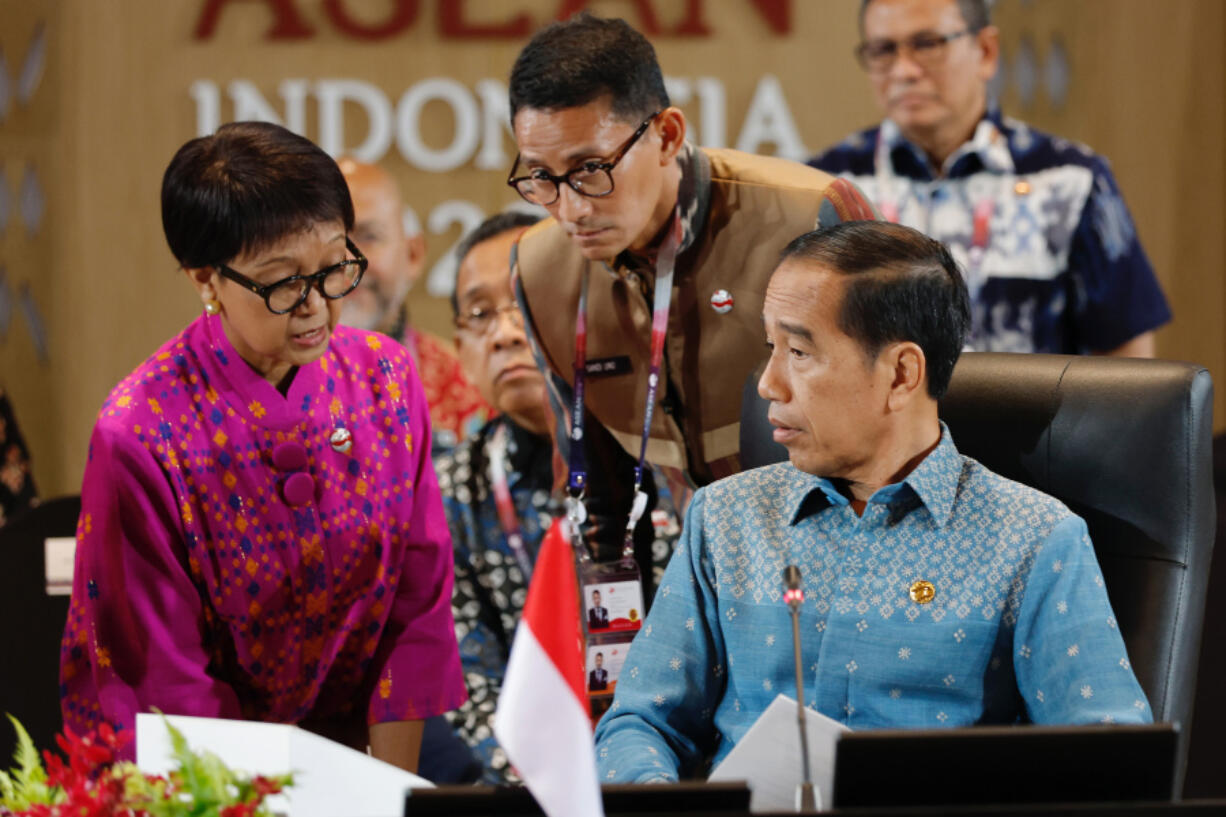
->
xmin=59 ymin=122 xmax=463 ymax=772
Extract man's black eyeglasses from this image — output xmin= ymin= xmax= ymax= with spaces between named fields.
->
xmin=507 ymin=111 xmax=660 ymax=206
xmin=855 ymin=29 xmax=973 ymax=73
xmin=215 ymin=238 xmax=367 ymax=315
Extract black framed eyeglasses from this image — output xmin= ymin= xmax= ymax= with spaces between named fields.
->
xmin=453 ymin=302 xmax=524 ymax=336
xmin=855 ymin=29 xmax=973 ymax=73
xmin=506 ymin=111 xmax=660 ymax=206
xmin=215 ymin=238 xmax=368 ymax=315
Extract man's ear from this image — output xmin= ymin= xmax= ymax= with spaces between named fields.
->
xmin=884 ymin=341 xmax=927 ymax=412
xmin=405 ymin=232 xmax=428 ymax=289
xmin=976 ymin=25 xmax=1001 ymax=84
xmin=655 ymin=107 xmax=688 ymax=166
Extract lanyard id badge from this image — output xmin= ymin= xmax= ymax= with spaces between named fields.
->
xmin=568 ymin=206 xmax=683 ymax=717
xmin=566 ymin=205 xmax=682 ymax=566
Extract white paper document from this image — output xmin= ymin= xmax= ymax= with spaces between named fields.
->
xmin=708 ymin=694 xmax=849 ymax=813
xmin=44 ymin=536 xmax=75 ymax=595
xmin=136 ymin=713 xmax=432 ymax=817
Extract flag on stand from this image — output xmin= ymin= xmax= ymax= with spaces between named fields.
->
xmin=494 ymin=519 xmax=604 ymax=817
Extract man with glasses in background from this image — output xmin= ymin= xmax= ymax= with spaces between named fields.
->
xmin=433 ymin=211 xmax=680 ymax=781
xmin=810 ymin=0 xmax=1170 ymax=357
xmin=507 ymin=13 xmax=876 ymax=576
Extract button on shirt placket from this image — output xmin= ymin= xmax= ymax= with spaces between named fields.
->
xmin=812 ymin=500 xmax=882 ymax=725
xmin=272 ymin=437 xmax=329 ymax=704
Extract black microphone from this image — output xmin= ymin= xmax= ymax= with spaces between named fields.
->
xmin=783 ymin=565 xmax=817 ymax=813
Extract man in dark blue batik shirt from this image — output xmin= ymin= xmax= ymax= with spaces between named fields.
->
xmin=810 ymin=0 xmax=1170 ymax=356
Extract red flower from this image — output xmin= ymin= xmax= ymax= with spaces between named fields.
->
xmin=5 ymin=717 xmax=290 ymax=816
xmin=42 ymin=749 xmax=71 ymax=789
xmin=55 ymin=724 xmax=114 ymax=778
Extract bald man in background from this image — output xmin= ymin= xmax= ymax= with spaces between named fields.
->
xmin=339 ymin=159 xmax=492 ymax=452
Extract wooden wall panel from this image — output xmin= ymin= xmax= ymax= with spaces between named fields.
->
xmin=0 ymin=0 xmax=65 ymax=497
xmin=992 ymin=0 xmax=1225 ymax=436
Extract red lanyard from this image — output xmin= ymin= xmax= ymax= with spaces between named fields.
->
xmin=566 ymin=206 xmax=682 ymax=559
xmin=488 ymin=421 xmax=533 ymax=581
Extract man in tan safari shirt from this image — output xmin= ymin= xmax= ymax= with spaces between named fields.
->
xmin=507 ymin=13 xmax=877 ymax=579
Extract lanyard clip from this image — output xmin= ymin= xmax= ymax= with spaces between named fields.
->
xmin=621 ymin=489 xmax=649 ymax=561
xmin=565 ymin=493 xmax=590 ymax=562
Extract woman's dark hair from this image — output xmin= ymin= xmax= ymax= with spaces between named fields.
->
xmin=509 ymin=12 xmax=669 ymax=123
xmin=779 ymin=221 xmax=971 ymax=399
xmin=161 ymin=121 xmax=354 ymax=269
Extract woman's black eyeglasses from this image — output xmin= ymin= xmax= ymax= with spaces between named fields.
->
xmin=215 ymin=238 xmax=367 ymax=315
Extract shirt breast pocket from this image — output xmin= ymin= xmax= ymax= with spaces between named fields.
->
xmin=846 ymin=618 xmax=1002 ymax=728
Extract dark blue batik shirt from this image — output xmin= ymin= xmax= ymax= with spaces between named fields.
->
xmin=810 ymin=111 xmax=1170 ymax=354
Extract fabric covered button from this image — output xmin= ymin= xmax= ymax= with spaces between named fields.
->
xmin=272 ymin=442 xmax=308 ymax=471
xmin=282 ymin=471 xmax=315 ymax=506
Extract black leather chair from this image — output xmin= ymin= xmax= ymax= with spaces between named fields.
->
xmin=740 ymin=353 xmax=1216 ymax=792
xmin=0 ymin=495 xmax=80 ymax=762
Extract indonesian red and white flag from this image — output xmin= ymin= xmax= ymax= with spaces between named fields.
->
xmin=494 ymin=519 xmax=604 ymax=817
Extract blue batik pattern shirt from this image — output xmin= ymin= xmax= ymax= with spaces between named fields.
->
xmin=809 ymin=112 xmax=1170 ymax=354
xmin=594 ymin=426 xmax=1150 ymax=783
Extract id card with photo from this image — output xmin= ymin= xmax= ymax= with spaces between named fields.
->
xmin=581 ymin=567 xmax=644 ymax=634
xmin=585 ymin=635 xmax=632 ymax=697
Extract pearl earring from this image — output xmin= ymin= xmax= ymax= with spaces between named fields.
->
xmin=204 ymin=299 xmax=221 ymax=315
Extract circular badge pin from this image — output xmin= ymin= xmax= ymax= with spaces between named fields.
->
xmin=709 ymin=289 xmax=734 ymax=314
xmin=909 ymin=580 xmax=936 ymax=604
xmin=330 ymin=427 xmax=353 ymax=455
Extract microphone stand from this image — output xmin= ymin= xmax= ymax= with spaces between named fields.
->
xmin=783 ymin=566 xmax=818 ymax=813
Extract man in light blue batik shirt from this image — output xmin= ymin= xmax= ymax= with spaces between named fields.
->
xmin=594 ymin=221 xmax=1151 ymax=783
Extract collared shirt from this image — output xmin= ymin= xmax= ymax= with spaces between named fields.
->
xmin=60 ymin=313 xmax=464 ymax=754
xmin=810 ymin=112 xmax=1170 ymax=354
xmin=594 ymin=426 xmax=1150 ymax=783
xmin=435 ymin=415 xmax=682 ymax=783
xmin=605 ymin=141 xmax=711 ymax=281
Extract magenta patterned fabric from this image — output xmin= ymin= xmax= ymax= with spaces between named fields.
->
xmin=60 ymin=312 xmax=464 ymax=749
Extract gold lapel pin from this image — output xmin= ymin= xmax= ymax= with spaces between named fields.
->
xmin=909 ymin=580 xmax=936 ymax=604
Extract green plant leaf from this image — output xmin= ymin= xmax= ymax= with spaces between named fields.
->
xmin=0 ymin=767 xmax=17 ymax=805
xmin=7 ymin=714 xmax=45 ymax=787
xmin=2 ymin=714 xmax=54 ymax=809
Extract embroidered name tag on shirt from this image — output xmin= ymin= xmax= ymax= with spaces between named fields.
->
xmin=585 ymin=356 xmax=633 ymax=378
